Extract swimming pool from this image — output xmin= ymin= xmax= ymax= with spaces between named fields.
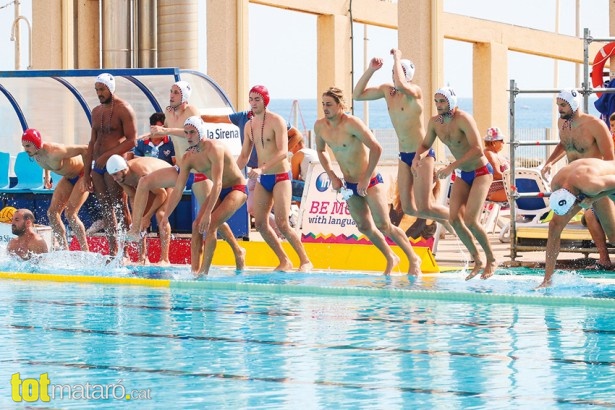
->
xmin=1 ymin=255 xmax=615 ymax=408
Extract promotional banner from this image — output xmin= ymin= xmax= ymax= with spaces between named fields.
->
xmin=298 ymin=162 xmax=396 ymax=244
xmin=202 ymin=123 xmax=242 ymax=156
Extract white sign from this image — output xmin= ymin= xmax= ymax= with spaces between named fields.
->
xmin=203 ymin=123 xmax=242 ymax=156
xmin=298 ymin=162 xmax=397 ymax=244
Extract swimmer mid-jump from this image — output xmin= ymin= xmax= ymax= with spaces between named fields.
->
xmin=413 ymin=86 xmax=496 ymax=280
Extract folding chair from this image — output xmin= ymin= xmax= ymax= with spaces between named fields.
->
xmin=500 ymin=167 xmax=551 ymax=242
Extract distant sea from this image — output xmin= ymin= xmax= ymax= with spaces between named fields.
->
xmin=268 ymin=97 xmax=603 ymax=132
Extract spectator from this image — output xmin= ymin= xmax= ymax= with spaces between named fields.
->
xmin=128 ymin=112 xmax=176 ymax=165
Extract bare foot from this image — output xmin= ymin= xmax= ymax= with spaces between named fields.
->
xmin=137 ymin=258 xmax=150 ymax=266
xmin=408 ymin=254 xmax=422 ymax=276
xmin=235 ymin=247 xmax=246 ymax=272
xmin=192 ymin=271 xmax=207 ymax=280
xmin=273 ymin=261 xmax=294 ymax=272
xmin=157 ymin=259 xmax=171 ymax=266
xmin=384 ymin=253 xmax=401 ymax=275
xmin=465 ymin=260 xmax=484 ymax=281
xmin=588 ymin=261 xmax=613 ymax=270
xmin=535 ymin=279 xmax=552 ymax=289
xmin=298 ymin=261 xmax=313 ymax=272
xmin=480 ymin=259 xmax=498 ymax=280
xmin=125 ymin=229 xmax=141 ymax=242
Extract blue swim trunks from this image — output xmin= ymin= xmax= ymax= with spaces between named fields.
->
xmin=399 ymin=149 xmax=436 ymax=166
xmin=219 ymin=184 xmax=248 ymax=201
xmin=345 ymin=173 xmax=384 ymax=197
xmin=67 ymin=175 xmax=80 ymax=185
xmin=258 ymin=171 xmax=291 ymax=193
xmin=91 ymin=161 xmax=106 ymax=175
xmin=458 ymin=163 xmax=493 ymax=186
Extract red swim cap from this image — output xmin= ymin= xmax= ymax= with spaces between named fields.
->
xmin=249 ymin=85 xmax=270 ymax=107
xmin=22 ymin=128 xmax=42 ymax=149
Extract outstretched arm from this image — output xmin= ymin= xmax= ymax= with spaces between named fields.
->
xmin=152 ymin=106 xmax=201 ymax=138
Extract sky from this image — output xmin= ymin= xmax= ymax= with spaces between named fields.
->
xmin=0 ymin=0 xmax=610 ymax=98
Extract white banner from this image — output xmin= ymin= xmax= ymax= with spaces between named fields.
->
xmin=298 ymin=162 xmax=398 ymax=244
xmin=203 ymin=123 xmax=242 ymax=156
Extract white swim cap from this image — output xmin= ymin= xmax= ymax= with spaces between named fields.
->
xmin=435 ymin=86 xmax=458 ymax=110
xmin=174 ymin=81 xmax=192 ymax=103
xmin=400 ymin=59 xmax=415 ymax=82
xmin=484 ymin=127 xmax=505 ymax=141
xmin=96 ymin=73 xmax=115 ymax=94
xmin=557 ymin=89 xmax=580 ymax=113
xmin=106 ymin=154 xmax=128 ymax=174
xmin=550 ymin=188 xmax=577 ymax=216
xmin=184 ymin=116 xmax=205 ymax=140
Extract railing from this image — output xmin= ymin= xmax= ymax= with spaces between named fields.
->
xmin=506 ymin=28 xmax=615 ymax=261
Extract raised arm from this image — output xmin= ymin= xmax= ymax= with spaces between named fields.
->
xmin=352 ymin=57 xmax=386 ymax=101
xmin=391 ymin=49 xmax=421 ymax=98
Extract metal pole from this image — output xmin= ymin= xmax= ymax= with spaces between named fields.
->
xmin=14 ymin=0 xmax=20 ymax=70
xmin=575 ymin=0 xmax=581 ymax=86
xmin=509 ymin=79 xmax=517 ymax=261
xmin=363 ymin=24 xmax=369 ymax=127
xmin=584 ymin=28 xmax=590 ymax=112
xmin=552 ymin=0 xmax=560 ymax=136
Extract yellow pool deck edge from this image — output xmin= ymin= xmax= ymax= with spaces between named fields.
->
xmin=210 ymin=240 xmax=439 ymax=273
xmin=0 ymin=271 xmax=171 ymax=288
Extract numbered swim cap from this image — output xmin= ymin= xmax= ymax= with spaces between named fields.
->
xmin=106 ymin=154 xmax=128 ymax=175
xmin=550 ymin=188 xmax=577 ymax=216
xmin=557 ymin=89 xmax=580 ymax=113
xmin=250 ymin=85 xmax=270 ymax=107
xmin=22 ymin=128 xmax=42 ymax=149
xmin=96 ymin=73 xmax=115 ymax=94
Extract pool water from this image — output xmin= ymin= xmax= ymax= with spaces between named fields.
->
xmin=1 ymin=259 xmax=615 ymax=408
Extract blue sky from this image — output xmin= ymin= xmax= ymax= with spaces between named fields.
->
xmin=0 ymin=0 xmax=610 ymax=98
